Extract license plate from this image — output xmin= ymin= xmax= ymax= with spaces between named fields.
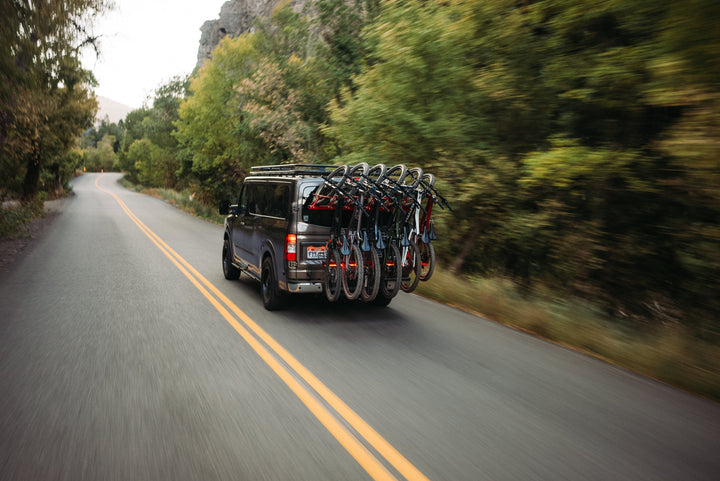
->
xmin=306 ymin=245 xmax=326 ymax=260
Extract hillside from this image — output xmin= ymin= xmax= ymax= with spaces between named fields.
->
xmin=96 ymin=96 xmax=134 ymax=124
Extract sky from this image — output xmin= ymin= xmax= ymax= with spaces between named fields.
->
xmin=80 ymin=0 xmax=228 ymax=109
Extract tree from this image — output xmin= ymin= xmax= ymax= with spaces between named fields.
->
xmin=0 ymin=0 xmax=113 ymax=199
xmin=175 ymin=34 xmax=262 ymax=202
xmin=326 ymin=0 xmax=530 ymax=274
xmin=84 ymin=134 xmax=116 ymax=172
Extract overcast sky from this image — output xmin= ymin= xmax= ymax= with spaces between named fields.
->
xmin=81 ymin=0 xmax=228 ymax=109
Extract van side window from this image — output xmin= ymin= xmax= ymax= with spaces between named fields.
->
xmin=242 ymin=184 xmax=260 ymax=215
xmin=238 ymin=185 xmax=249 ymax=214
xmin=265 ymin=183 xmax=290 ymax=219
xmin=242 ymin=182 xmax=290 ymax=218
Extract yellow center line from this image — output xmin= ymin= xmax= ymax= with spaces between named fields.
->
xmin=94 ymin=175 xmax=432 ymax=481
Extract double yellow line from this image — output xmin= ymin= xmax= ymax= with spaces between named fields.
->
xmin=94 ymin=175 xmax=431 ymax=481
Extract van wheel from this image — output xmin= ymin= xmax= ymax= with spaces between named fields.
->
xmin=262 ymin=257 xmax=287 ymax=310
xmin=223 ymin=238 xmax=240 ymax=280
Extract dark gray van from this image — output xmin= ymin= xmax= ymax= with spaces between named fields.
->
xmin=219 ymin=165 xmax=334 ymax=310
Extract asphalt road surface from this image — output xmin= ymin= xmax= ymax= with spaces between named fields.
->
xmin=1 ymin=173 xmax=718 ymax=481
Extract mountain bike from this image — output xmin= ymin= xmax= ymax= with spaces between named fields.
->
xmin=315 ymin=165 xmax=349 ymax=302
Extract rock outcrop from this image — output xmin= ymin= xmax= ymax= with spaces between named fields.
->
xmin=196 ymin=0 xmax=306 ymax=69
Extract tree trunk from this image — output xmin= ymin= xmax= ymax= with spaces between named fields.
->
xmin=449 ymin=222 xmax=482 ymax=275
xmin=21 ymin=148 xmax=41 ymax=201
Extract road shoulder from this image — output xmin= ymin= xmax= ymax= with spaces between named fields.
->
xmin=0 ymin=197 xmax=66 ymax=271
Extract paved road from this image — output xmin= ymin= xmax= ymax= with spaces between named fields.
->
xmin=1 ymin=173 xmax=718 ymax=481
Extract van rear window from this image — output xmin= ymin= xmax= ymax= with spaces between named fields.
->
xmin=301 ymin=184 xmax=333 ymax=227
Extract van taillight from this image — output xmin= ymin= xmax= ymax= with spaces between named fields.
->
xmin=285 ymin=234 xmax=297 ymax=261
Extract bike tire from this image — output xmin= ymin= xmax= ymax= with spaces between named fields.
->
xmin=367 ymin=164 xmax=386 ymax=182
xmin=324 ymin=248 xmax=342 ymax=302
xmin=361 ymin=245 xmax=381 ymax=302
xmin=418 ymin=173 xmax=435 ymax=195
xmin=403 ymin=167 xmax=424 ymax=189
xmin=382 ymin=164 xmax=407 ymax=187
xmin=381 ymin=243 xmax=402 ymax=299
xmin=342 ymin=244 xmax=364 ymax=301
xmin=326 ymin=165 xmax=349 ymax=183
xmin=418 ymin=241 xmax=436 ymax=282
xmin=400 ymin=242 xmax=421 ymax=293
xmin=348 ymin=162 xmax=369 ymax=178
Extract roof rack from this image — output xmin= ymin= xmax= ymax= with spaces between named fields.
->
xmin=248 ymin=164 xmax=338 ymax=177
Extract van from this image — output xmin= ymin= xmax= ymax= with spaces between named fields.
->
xmin=219 ymin=164 xmax=336 ymax=310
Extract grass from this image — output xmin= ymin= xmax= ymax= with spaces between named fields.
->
xmin=416 ymin=270 xmax=720 ymax=401
xmin=119 ymin=177 xmax=720 ymax=402
xmin=0 ymin=198 xmax=45 ymax=239
xmin=119 ymin=178 xmax=226 ymax=225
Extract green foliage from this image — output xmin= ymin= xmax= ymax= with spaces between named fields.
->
xmin=0 ymin=198 xmax=44 ymax=238
xmin=173 ymin=3 xmax=362 ymax=203
xmin=84 ymin=134 xmax=117 ymax=172
xmin=108 ymin=76 xmax=190 ymax=185
xmin=174 ymin=34 xmax=261 ymax=202
xmin=325 ymin=0 xmax=719 ymax=324
xmin=127 ymin=139 xmax=178 ymax=188
xmin=82 ymin=118 xmax=124 ymax=151
xmin=0 ymin=0 xmax=111 ymax=199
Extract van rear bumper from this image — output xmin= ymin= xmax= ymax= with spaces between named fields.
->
xmin=285 ymin=281 xmax=324 ymax=293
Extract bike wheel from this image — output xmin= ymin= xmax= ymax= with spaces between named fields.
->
xmin=418 ymin=173 xmax=435 ymax=197
xmin=361 ymin=246 xmax=381 ymax=302
xmin=381 ymin=243 xmax=402 ymax=299
xmin=403 ymin=167 xmax=424 ymax=189
xmin=348 ymin=162 xmax=369 ymax=178
xmin=400 ymin=242 xmax=421 ymax=293
xmin=418 ymin=241 xmax=436 ymax=282
xmin=324 ymin=248 xmax=342 ymax=302
xmin=367 ymin=164 xmax=386 ymax=183
xmin=326 ymin=165 xmax=349 ymax=183
xmin=382 ymin=164 xmax=407 ymax=187
xmin=342 ymin=244 xmax=364 ymax=300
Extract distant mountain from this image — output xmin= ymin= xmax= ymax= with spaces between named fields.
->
xmin=96 ymin=96 xmax=135 ymax=124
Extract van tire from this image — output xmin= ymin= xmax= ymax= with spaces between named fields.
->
xmin=223 ymin=238 xmax=241 ymax=280
xmin=262 ymin=257 xmax=287 ymax=310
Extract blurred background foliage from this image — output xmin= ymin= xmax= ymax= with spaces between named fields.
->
xmin=3 ymin=0 xmax=718 ymax=332
xmin=1 ymin=0 xmax=112 ymax=199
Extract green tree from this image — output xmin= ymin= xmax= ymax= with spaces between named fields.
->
xmin=326 ymin=0 xmax=719 ymax=324
xmin=0 ymin=0 xmax=112 ymax=199
xmin=84 ymin=134 xmax=116 ymax=172
xmin=175 ymin=34 xmax=261 ymax=202
xmin=326 ymin=0 xmax=528 ymax=273
xmin=114 ymin=76 xmax=188 ymax=186
xmin=127 ymin=138 xmax=177 ymax=188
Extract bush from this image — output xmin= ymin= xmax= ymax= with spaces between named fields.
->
xmin=0 ymin=199 xmax=44 ymax=238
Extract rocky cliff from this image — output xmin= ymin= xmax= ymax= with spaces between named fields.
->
xmin=196 ymin=0 xmax=306 ymax=69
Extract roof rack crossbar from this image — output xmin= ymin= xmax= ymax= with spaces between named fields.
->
xmin=249 ymin=164 xmax=339 ymax=177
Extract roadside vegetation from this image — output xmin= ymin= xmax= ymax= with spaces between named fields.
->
xmin=0 ymin=199 xmax=45 ymax=239
xmin=3 ymin=1 xmax=718 ymax=398
xmin=118 ymin=177 xmax=225 ymax=224
xmin=415 ymin=270 xmax=720 ymax=400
